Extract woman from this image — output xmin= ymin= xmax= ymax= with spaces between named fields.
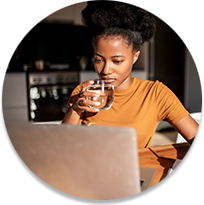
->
xmin=62 ymin=1 xmax=198 ymax=148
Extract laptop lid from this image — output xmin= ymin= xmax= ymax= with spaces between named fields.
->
xmin=5 ymin=122 xmax=142 ymax=200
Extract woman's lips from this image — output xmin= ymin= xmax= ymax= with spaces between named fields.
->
xmin=102 ymin=78 xmax=116 ymax=83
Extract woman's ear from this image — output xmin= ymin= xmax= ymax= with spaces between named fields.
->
xmin=133 ymin=51 xmax=140 ymax=64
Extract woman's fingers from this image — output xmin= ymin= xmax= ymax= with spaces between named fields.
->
xmin=81 ymin=80 xmax=94 ymax=92
xmin=72 ymin=80 xmax=102 ymax=114
xmin=78 ymin=98 xmax=100 ymax=108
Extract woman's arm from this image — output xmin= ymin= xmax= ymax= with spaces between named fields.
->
xmin=62 ymin=106 xmax=83 ymax=125
xmin=173 ymin=115 xmax=199 ymax=145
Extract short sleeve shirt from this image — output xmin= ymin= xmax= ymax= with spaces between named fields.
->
xmin=65 ymin=78 xmax=189 ymax=148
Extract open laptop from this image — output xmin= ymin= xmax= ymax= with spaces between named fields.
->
xmin=5 ymin=121 xmax=155 ymax=200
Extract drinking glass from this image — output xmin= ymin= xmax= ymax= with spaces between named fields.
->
xmin=86 ymin=79 xmax=114 ymax=110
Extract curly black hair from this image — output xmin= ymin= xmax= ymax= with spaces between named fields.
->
xmin=81 ymin=0 xmax=156 ymax=52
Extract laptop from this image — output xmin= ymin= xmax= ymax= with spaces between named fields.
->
xmin=5 ymin=121 xmax=155 ymax=200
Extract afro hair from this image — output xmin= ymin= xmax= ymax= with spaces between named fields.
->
xmin=81 ymin=1 xmax=156 ymax=50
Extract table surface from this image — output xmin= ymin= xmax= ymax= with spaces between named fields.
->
xmin=138 ymin=142 xmax=190 ymax=187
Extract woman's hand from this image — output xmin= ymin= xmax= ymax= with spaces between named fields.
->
xmin=72 ymin=80 xmax=100 ymax=116
xmin=62 ymin=80 xmax=100 ymax=125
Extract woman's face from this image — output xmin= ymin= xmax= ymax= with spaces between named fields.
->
xmin=93 ymin=36 xmax=140 ymax=91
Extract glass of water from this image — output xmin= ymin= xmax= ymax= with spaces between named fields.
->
xmin=86 ymin=79 xmax=114 ymax=110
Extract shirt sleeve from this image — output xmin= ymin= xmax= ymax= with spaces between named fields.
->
xmin=66 ymin=84 xmax=82 ymax=109
xmin=155 ymin=81 xmax=189 ymax=125
xmin=62 ymin=84 xmax=83 ymax=124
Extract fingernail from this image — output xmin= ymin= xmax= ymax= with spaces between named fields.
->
xmin=95 ymin=102 xmax=100 ymax=106
xmin=94 ymin=91 xmax=100 ymax=97
xmin=95 ymin=94 xmax=100 ymax=97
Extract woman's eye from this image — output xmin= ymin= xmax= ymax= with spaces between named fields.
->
xmin=114 ymin=60 xmax=123 ymax=64
xmin=94 ymin=58 xmax=102 ymax=63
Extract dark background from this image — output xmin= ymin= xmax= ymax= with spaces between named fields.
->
xmin=8 ymin=22 xmax=94 ymax=72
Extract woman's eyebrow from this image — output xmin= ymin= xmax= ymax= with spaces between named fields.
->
xmin=94 ymin=53 xmax=125 ymax=58
xmin=94 ymin=53 xmax=103 ymax=58
xmin=111 ymin=55 xmax=125 ymax=58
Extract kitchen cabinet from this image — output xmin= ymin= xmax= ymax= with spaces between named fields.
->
xmin=2 ymin=73 xmax=28 ymax=122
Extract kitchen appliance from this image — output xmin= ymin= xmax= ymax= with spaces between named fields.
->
xmin=27 ymin=71 xmax=79 ymax=122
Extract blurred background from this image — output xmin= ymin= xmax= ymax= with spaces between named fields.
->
xmin=2 ymin=1 xmax=202 ymax=146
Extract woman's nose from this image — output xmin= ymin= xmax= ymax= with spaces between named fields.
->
xmin=103 ymin=62 xmax=112 ymax=75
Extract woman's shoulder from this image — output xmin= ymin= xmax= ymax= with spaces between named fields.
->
xmin=136 ymin=78 xmax=165 ymax=88
xmin=135 ymin=78 xmax=170 ymax=95
xmin=135 ymin=78 xmax=158 ymax=89
xmin=71 ymin=84 xmax=82 ymax=95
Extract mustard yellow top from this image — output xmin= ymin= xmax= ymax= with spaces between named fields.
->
xmin=65 ymin=78 xmax=189 ymax=148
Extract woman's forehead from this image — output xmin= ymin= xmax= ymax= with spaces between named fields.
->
xmin=95 ymin=36 xmax=133 ymax=51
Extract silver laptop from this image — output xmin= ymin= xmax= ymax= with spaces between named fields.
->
xmin=5 ymin=122 xmax=155 ymax=200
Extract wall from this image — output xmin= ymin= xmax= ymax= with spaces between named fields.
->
xmin=153 ymin=17 xmax=185 ymax=104
xmin=8 ymin=23 xmax=94 ymax=72
xmin=184 ymin=48 xmax=202 ymax=113
xmin=43 ymin=2 xmax=87 ymax=25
